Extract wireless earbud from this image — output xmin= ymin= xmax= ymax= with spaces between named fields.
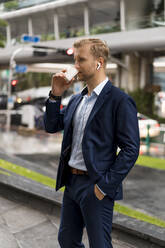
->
xmin=96 ymin=62 xmax=101 ymax=70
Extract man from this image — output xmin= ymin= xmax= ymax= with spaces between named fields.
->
xmin=44 ymin=38 xmax=140 ymax=248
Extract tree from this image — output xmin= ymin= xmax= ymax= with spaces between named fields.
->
xmin=156 ymin=0 xmax=164 ymax=15
xmin=128 ymin=88 xmax=155 ymax=117
xmin=4 ymin=0 xmax=19 ymax=11
xmin=0 ymin=19 xmax=7 ymax=48
xmin=15 ymin=72 xmax=52 ymax=92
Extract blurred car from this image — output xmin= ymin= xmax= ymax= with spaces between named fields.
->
xmin=138 ymin=113 xmax=160 ymax=138
xmin=155 ymin=91 xmax=165 ymax=118
xmin=11 ymin=102 xmax=44 ymax=129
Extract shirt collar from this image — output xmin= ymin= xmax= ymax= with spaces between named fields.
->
xmin=93 ymin=77 xmax=109 ymax=96
xmin=81 ymin=77 xmax=109 ymax=96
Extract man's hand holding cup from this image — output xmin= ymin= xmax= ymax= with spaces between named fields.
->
xmin=51 ymin=67 xmax=78 ymax=97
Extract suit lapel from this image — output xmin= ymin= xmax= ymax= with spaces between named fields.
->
xmin=84 ymin=81 xmax=112 ymax=132
xmin=65 ymin=94 xmax=83 ymax=130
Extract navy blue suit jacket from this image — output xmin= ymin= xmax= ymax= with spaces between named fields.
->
xmin=44 ymin=80 xmax=140 ymax=200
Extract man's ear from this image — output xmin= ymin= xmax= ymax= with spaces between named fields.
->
xmin=98 ymin=57 xmax=104 ymax=68
xmin=96 ymin=62 xmax=101 ymax=70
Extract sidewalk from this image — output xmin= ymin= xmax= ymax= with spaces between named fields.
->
xmin=0 ymin=150 xmax=165 ymax=247
xmin=1 ymin=130 xmax=165 ymax=222
xmin=0 ymin=184 xmax=140 ymax=248
xmin=0 ymin=186 xmax=60 ymax=248
xmin=0 ymin=131 xmax=165 ymax=247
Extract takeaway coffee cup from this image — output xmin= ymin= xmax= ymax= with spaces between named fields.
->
xmin=64 ymin=66 xmax=78 ymax=82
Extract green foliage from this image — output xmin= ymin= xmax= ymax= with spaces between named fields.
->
xmin=0 ymin=19 xmax=7 ymax=27
xmin=0 ymin=33 xmax=5 ymax=42
xmin=0 ymin=18 xmax=7 ymax=47
xmin=40 ymin=24 xmax=121 ymax=41
xmin=128 ymin=88 xmax=155 ymax=117
xmin=4 ymin=0 xmax=18 ymax=11
xmin=128 ymin=88 xmax=165 ymax=123
xmin=136 ymin=155 xmax=165 ymax=170
xmin=60 ymin=32 xmax=67 ymax=39
xmin=75 ymin=29 xmax=85 ymax=37
xmin=41 ymin=33 xmax=54 ymax=41
xmin=15 ymin=72 xmax=52 ymax=92
xmin=0 ymin=159 xmax=56 ymax=188
xmin=115 ymin=202 xmax=165 ymax=228
xmin=156 ymin=0 xmax=164 ymax=15
xmin=90 ymin=25 xmax=120 ymax=35
xmin=59 ymin=29 xmax=85 ymax=39
xmin=0 ymin=33 xmax=5 ymax=41
xmin=153 ymin=116 xmax=165 ymax=124
xmin=0 ymin=40 xmax=5 ymax=48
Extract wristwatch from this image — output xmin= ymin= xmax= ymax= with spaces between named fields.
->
xmin=49 ymin=90 xmax=61 ymax=100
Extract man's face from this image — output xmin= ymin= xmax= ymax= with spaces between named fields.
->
xmin=74 ymin=44 xmax=97 ymax=82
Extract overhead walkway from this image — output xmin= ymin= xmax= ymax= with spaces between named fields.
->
xmin=2 ymin=0 xmax=165 ymax=91
xmin=1 ymin=26 xmax=165 ymax=90
xmin=0 ymin=26 xmax=165 ymax=67
xmin=0 ymin=0 xmax=164 ymax=90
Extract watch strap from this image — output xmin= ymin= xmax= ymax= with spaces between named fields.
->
xmin=49 ymin=91 xmax=61 ymax=100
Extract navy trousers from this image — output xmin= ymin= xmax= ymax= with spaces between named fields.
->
xmin=58 ymin=173 xmax=114 ymax=248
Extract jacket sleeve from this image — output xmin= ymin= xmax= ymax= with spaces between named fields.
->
xmin=97 ymin=96 xmax=140 ymax=198
xmin=44 ymin=98 xmax=65 ymax=133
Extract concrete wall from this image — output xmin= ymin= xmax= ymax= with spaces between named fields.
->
xmin=125 ymin=0 xmax=152 ymax=30
xmin=116 ymin=52 xmax=154 ymax=92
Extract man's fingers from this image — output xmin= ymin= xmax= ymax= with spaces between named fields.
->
xmin=53 ymin=72 xmax=65 ymax=78
xmin=52 ymin=70 xmax=74 ymax=88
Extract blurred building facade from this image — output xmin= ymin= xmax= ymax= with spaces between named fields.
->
xmin=0 ymin=0 xmax=165 ymax=92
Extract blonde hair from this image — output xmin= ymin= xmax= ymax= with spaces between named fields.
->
xmin=73 ymin=38 xmax=110 ymax=67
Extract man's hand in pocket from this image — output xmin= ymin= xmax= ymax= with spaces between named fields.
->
xmin=94 ymin=184 xmax=105 ymax=200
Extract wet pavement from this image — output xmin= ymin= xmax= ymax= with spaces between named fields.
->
xmin=0 ymin=130 xmax=165 ymax=247
xmin=0 ymin=129 xmax=62 ymax=155
xmin=0 ymin=181 xmax=139 ymax=248
xmin=123 ymin=165 xmax=165 ymax=221
xmin=0 ymin=190 xmax=60 ymax=248
xmin=140 ymin=142 xmax=165 ymax=158
xmin=15 ymin=152 xmax=165 ymax=222
xmin=0 ymin=130 xmax=165 ymax=221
